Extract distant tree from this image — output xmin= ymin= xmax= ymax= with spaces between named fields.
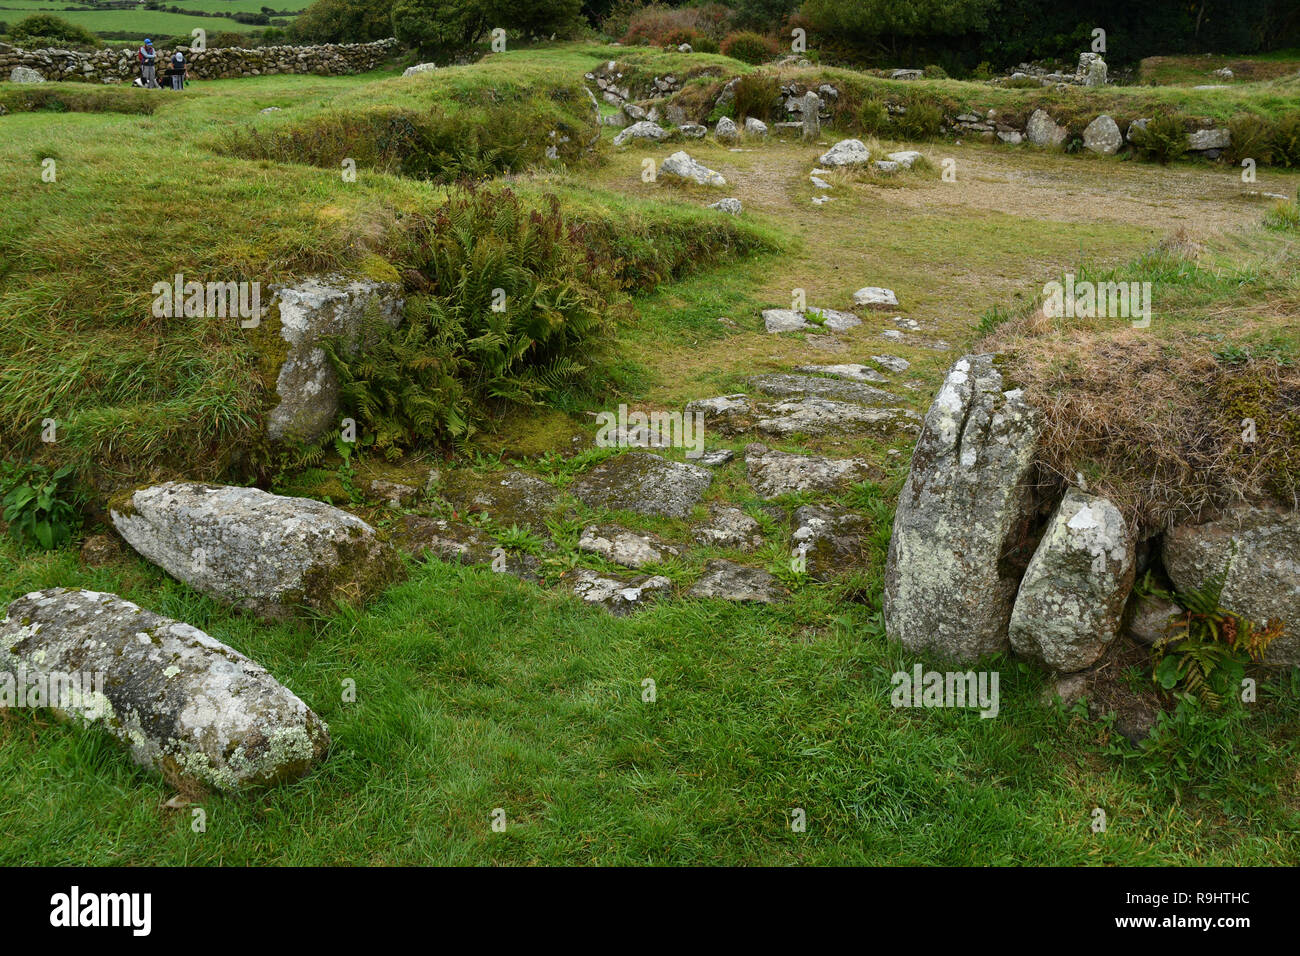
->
xmin=391 ymin=0 xmax=581 ymax=56
xmin=9 ymin=13 xmax=101 ymax=48
xmin=291 ymin=0 xmax=394 ymax=43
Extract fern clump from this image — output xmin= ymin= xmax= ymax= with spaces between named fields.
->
xmin=326 ymin=186 xmax=623 ymax=458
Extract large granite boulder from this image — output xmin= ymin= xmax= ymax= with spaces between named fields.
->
xmin=264 ymin=275 xmax=404 ymax=444
xmin=111 ymin=482 xmax=400 ymax=619
xmin=745 ymin=443 xmax=872 ymax=499
xmin=883 ymin=354 xmax=1041 ymax=661
xmin=1008 ymin=489 xmax=1135 ymax=672
xmin=1163 ymin=503 xmax=1300 ymax=665
xmin=614 ymin=120 xmax=668 ymax=146
xmin=659 ymin=150 xmax=726 ymax=186
xmin=0 ymin=588 xmax=329 ymax=791
xmin=1082 ymin=115 xmax=1122 ymax=155
xmin=818 ymin=139 xmax=871 ymax=167
xmin=9 ymin=66 xmax=45 ymax=83
xmin=1026 ymin=109 xmax=1067 ymax=148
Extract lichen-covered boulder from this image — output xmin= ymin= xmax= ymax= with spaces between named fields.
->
xmin=1163 ymin=503 xmax=1300 ymax=665
xmin=1082 ymin=114 xmax=1122 ymax=154
xmin=659 ymin=150 xmax=726 ymax=186
xmin=1026 ymin=108 xmax=1067 ymax=148
xmin=818 ymin=139 xmax=871 ymax=166
xmin=613 ymin=120 xmax=667 ymax=146
xmin=0 ymin=588 xmax=329 ymax=791
xmin=883 ymin=354 xmax=1041 ymax=661
xmin=791 ymin=505 xmax=871 ymax=579
xmin=9 ymin=66 xmax=45 ymax=83
xmin=688 ymin=560 xmax=783 ymax=603
xmin=572 ymin=453 xmax=711 ymax=519
xmin=438 ymin=469 xmax=560 ymax=532
xmin=111 ymin=482 xmax=400 ymax=619
xmin=264 ymin=275 xmax=404 ymax=444
xmin=714 ymin=116 xmax=739 ymax=142
xmin=1008 ymin=489 xmax=1135 ymax=672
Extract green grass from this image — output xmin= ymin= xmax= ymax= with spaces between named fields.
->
xmin=3 ymin=536 xmax=1297 ymax=865
xmin=13 ymin=8 xmax=260 ymax=33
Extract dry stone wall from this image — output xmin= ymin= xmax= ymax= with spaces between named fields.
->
xmin=0 ymin=38 xmax=398 ymax=83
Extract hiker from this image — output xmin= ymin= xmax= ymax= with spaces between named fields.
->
xmin=138 ymin=38 xmax=159 ymax=89
xmin=169 ymin=49 xmax=186 ymax=90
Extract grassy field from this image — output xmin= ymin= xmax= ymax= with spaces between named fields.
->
xmin=1 ymin=44 xmax=1299 ymax=865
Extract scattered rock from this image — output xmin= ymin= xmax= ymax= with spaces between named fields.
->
xmin=818 ymin=139 xmax=871 ymax=167
xmin=660 ymin=150 xmax=726 ymax=186
xmin=1041 ymin=673 xmax=1088 ymax=708
xmin=749 ymin=372 xmax=897 ymax=406
xmin=688 ymin=560 xmax=783 ymax=603
xmin=810 ymin=175 xmax=832 ymax=189
xmin=714 ymin=116 xmax=739 ymax=142
xmin=745 ymin=443 xmax=872 ymax=499
xmin=111 ymin=482 xmax=399 ymax=619
xmin=693 ymin=506 xmax=763 ymax=549
xmin=366 ymin=478 xmax=420 ymax=508
xmin=613 ymin=120 xmax=667 ymax=146
xmin=679 ymin=123 xmax=707 ymax=138
xmin=871 ymin=354 xmax=910 ymax=373
xmin=402 ymin=62 xmax=437 ymax=77
xmin=1008 ymin=489 xmax=1135 ymax=672
xmin=852 ymin=286 xmax=899 ymax=309
xmin=883 ymin=354 xmax=1041 ymax=661
xmin=886 ymin=150 xmax=923 ymax=168
xmin=698 ymin=448 xmax=735 ymax=468
xmin=572 ymin=453 xmax=712 ymax=519
xmin=890 ymin=69 xmax=922 ymax=80
xmin=571 ymin=569 xmax=672 ymax=614
xmin=9 ymin=66 xmax=44 ymax=83
xmin=795 ymin=363 xmax=889 ymax=383
xmin=439 ymin=469 xmax=560 ymax=532
xmin=708 ymin=197 xmax=742 ymax=215
xmin=0 ymin=588 xmax=330 ymax=791
xmin=80 ymin=533 xmax=122 ymax=567
xmin=791 ymin=505 xmax=871 ymax=578
xmin=578 ymin=525 xmax=677 ymax=568
xmin=744 ymin=117 xmax=768 ymax=136
xmin=755 ymin=397 xmax=919 ymax=437
xmin=763 ymin=308 xmax=811 ymax=333
xmin=1187 ymin=127 xmax=1231 ymax=151
xmin=873 ymin=160 xmax=900 ymax=173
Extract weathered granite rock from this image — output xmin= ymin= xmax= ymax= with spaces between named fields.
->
xmin=818 ymin=139 xmax=871 ymax=166
xmin=871 ymin=354 xmax=910 ymax=373
xmin=578 ymin=525 xmax=677 ymax=568
xmin=887 ymin=150 xmax=923 ymax=168
xmin=791 ymin=505 xmax=871 ymax=578
xmin=389 ymin=515 xmax=542 ymax=580
xmin=715 ymin=116 xmax=739 ymax=142
xmin=572 ymin=453 xmax=711 ymax=519
xmin=571 ymin=569 xmax=672 ymax=614
xmin=265 ymin=275 xmax=404 ymax=444
xmin=613 ymin=120 xmax=667 ymax=146
xmin=745 ymin=443 xmax=872 ymax=499
xmin=754 ymin=397 xmax=919 ymax=438
xmin=874 ymin=160 xmax=900 ymax=173
xmin=750 ymin=372 xmax=897 ymax=406
xmin=883 ymin=354 xmax=1041 ymax=661
xmin=402 ymin=62 xmax=437 ymax=77
xmin=679 ymin=123 xmax=707 ymax=138
xmin=688 ymin=560 xmax=783 ymax=603
xmin=1163 ymin=503 xmax=1300 ymax=665
xmin=659 ymin=150 xmax=726 ymax=186
xmin=852 ymin=287 xmax=899 ymax=309
xmin=1008 ymin=489 xmax=1135 ymax=672
xmin=9 ymin=65 xmax=44 ymax=83
xmin=1026 ymin=109 xmax=1067 ymax=148
xmin=805 ymin=307 xmax=861 ymax=331
xmin=708 ymin=197 xmax=742 ymax=215
xmin=798 ymin=91 xmax=822 ymax=138
xmin=795 ymin=363 xmax=889 ymax=383
xmin=763 ymin=308 xmax=810 ymax=332
xmin=0 ymin=588 xmax=329 ymax=791
xmin=111 ymin=482 xmax=399 ymax=619
xmin=693 ymin=506 xmax=763 ymax=549
xmin=1082 ymin=114 xmax=1122 ymax=155
xmin=744 ymin=117 xmax=768 ymax=136
xmin=1187 ymin=127 xmax=1230 ymax=151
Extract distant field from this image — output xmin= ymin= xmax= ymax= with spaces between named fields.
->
xmin=164 ymin=0 xmax=309 ymax=13
xmin=16 ymin=8 xmax=260 ymax=32
xmin=1139 ymin=50 xmax=1300 ymax=85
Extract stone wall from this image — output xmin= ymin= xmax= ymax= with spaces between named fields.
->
xmin=0 ymin=38 xmax=399 ymax=84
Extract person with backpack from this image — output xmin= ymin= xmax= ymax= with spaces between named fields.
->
xmin=138 ymin=38 xmax=158 ymax=89
xmin=169 ymin=49 xmax=186 ymax=90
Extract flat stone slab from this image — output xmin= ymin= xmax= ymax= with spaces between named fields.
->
xmin=749 ymin=373 xmax=898 ymax=406
xmin=852 ymin=287 xmax=899 ymax=309
xmin=871 ymin=354 xmax=910 ymax=372
xmin=437 ymin=469 xmax=561 ymax=532
xmin=578 ymin=525 xmax=677 ymax=568
xmin=0 ymin=588 xmax=329 ymax=791
xmin=693 ymin=507 xmax=764 ymax=549
xmin=111 ymin=482 xmax=399 ymax=620
xmin=755 ymin=397 xmax=920 ymax=437
xmin=795 ymin=363 xmax=889 ymax=383
xmin=791 ymin=505 xmax=872 ymax=578
xmin=745 ymin=443 xmax=873 ymax=499
xmin=572 ymin=453 xmax=712 ymax=519
xmin=688 ymin=560 xmax=783 ymax=603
